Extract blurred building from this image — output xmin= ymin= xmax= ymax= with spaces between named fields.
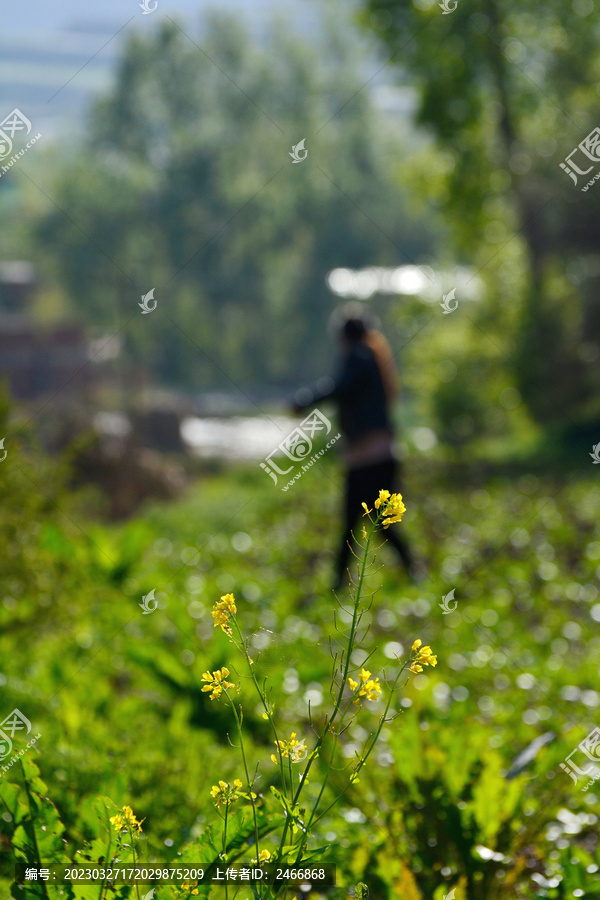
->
xmin=0 ymin=261 xmax=89 ymax=399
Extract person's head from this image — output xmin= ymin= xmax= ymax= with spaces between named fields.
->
xmin=342 ymin=315 xmax=367 ymax=343
xmin=329 ymin=302 xmax=373 ymax=350
xmin=329 ymin=302 xmax=399 ymax=401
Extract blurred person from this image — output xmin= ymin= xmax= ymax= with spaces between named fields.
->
xmin=293 ymin=303 xmax=419 ymax=589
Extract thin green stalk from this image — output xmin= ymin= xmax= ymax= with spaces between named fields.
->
xmin=303 ymin=721 xmax=342 ymax=836
xmin=224 ymin=805 xmax=229 ymax=900
xmin=311 ymin=663 xmax=410 ymax=830
xmin=128 ymin=826 xmax=141 ymax=900
xmin=293 ymin=516 xmax=376 ymax=804
xmin=226 ymin=694 xmax=263 ymax=900
xmin=231 ymin=619 xmax=287 ymax=798
xmin=275 ymin=516 xmax=378 ymax=867
xmin=97 ymin=827 xmax=112 ymax=900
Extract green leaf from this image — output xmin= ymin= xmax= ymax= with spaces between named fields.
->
xmin=295 ymin=844 xmax=332 ymax=865
xmin=2 ymin=759 xmax=73 ymax=900
xmin=269 ymin=787 xmax=307 ymax=835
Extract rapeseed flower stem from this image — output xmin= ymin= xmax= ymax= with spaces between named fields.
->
xmin=224 ymin=693 xmax=263 ymax=899
xmin=208 ymin=491 xmax=437 ymax=897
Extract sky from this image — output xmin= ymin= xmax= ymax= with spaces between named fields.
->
xmin=0 ymin=0 xmax=325 ymax=138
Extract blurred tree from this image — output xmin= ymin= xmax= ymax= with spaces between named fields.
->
xmin=39 ymin=12 xmax=438 ymax=393
xmin=359 ymin=0 xmax=600 ymax=440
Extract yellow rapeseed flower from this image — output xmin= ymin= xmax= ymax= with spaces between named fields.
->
xmin=349 ymin=668 xmax=382 ymax=705
xmin=380 ymin=493 xmax=406 ymax=528
xmin=212 ymin=593 xmax=237 ymax=635
xmin=366 ymin=490 xmax=406 ymax=528
xmin=258 ymin=849 xmax=271 ymax=864
xmin=273 ymin=731 xmax=307 ymax=763
xmin=201 ymin=667 xmax=235 ymax=701
xmin=109 ymin=805 xmax=144 ymax=833
xmin=374 ymin=489 xmax=390 ymax=509
xmin=210 ymin=778 xmax=243 ymax=809
xmin=409 ymin=641 xmax=437 ymax=674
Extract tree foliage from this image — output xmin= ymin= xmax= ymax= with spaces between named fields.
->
xmin=39 ymin=12 xmax=436 ymax=391
xmin=359 ymin=0 xmax=600 ymax=437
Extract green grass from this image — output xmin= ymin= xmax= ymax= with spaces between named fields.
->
xmin=1 ymin=450 xmax=600 ymax=899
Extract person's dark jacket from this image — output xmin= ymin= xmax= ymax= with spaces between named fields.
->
xmin=296 ymin=341 xmax=392 ymax=442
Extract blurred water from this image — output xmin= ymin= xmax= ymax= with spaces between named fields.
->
xmin=181 ymin=414 xmax=296 ymax=460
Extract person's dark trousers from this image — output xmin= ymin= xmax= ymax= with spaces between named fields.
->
xmin=335 ymin=458 xmax=413 ymax=585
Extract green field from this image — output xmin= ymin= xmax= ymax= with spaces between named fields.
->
xmin=2 ymin=447 xmax=600 ymax=899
